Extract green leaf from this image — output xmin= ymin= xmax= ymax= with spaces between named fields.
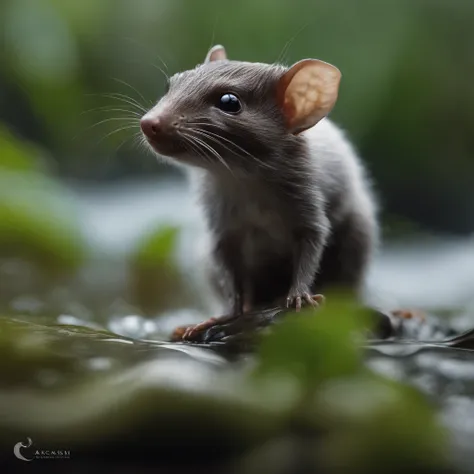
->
xmin=0 ymin=170 xmax=86 ymax=269
xmin=133 ymin=225 xmax=180 ymax=268
xmin=0 ymin=125 xmax=47 ymax=174
xmin=255 ymin=295 xmax=370 ymax=389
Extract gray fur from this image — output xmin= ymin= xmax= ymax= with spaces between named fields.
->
xmin=142 ymin=59 xmax=379 ymax=313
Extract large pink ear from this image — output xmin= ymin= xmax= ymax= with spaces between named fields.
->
xmin=205 ymin=45 xmax=227 ymax=63
xmin=277 ymin=59 xmax=341 ymax=135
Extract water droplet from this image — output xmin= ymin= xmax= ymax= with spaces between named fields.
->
xmin=109 ymin=315 xmax=148 ymax=338
xmin=88 ymin=357 xmax=113 ymax=371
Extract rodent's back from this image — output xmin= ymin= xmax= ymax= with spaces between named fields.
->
xmin=302 ymin=118 xmax=378 ymax=227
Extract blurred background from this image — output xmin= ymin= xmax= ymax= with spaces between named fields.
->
xmin=1 ymin=0 xmax=474 ymax=320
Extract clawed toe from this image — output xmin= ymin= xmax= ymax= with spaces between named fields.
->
xmin=182 ymin=317 xmax=217 ymax=340
xmin=287 ymin=292 xmax=325 ymax=312
xmin=312 ymin=294 xmax=325 ymax=306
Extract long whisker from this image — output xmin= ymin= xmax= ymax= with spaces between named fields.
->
xmin=136 ymin=134 xmax=157 ymax=159
xmin=193 ymin=128 xmax=273 ymax=172
xmin=183 ymin=131 xmax=233 ymax=175
xmin=99 ymin=93 xmax=147 ymax=113
xmin=81 ymin=107 xmax=142 ymax=117
xmin=181 ymin=133 xmax=216 ymax=163
xmin=111 ymin=78 xmax=149 ymax=108
xmin=96 ymin=124 xmax=140 ymax=146
xmin=87 ymin=117 xmax=138 ymax=130
xmin=84 ymin=93 xmax=140 ymax=112
xmin=188 ymin=128 xmax=242 ymax=158
xmin=179 ymin=134 xmax=207 ymax=161
xmin=122 ymin=37 xmax=169 ymax=78
xmin=132 ymin=131 xmax=143 ymax=145
xmin=148 ymin=62 xmax=170 ymax=82
xmin=191 ymin=135 xmax=233 ymax=175
xmin=208 ymin=14 xmax=220 ymax=53
xmin=276 ymin=22 xmax=311 ymax=64
xmin=154 ymin=54 xmax=169 ymax=73
xmin=74 ymin=117 xmax=139 ymax=141
xmin=106 ymin=93 xmax=147 ymax=112
xmin=187 ymin=124 xmax=277 ymax=171
xmin=179 ymin=133 xmax=214 ymax=167
xmin=115 ymin=134 xmax=135 ymax=154
xmin=190 ymin=125 xmax=256 ymax=157
xmin=85 ymin=92 xmax=142 ymax=111
xmin=130 ymin=131 xmax=144 ymax=152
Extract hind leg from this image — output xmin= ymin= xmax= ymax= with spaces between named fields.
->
xmin=314 ymin=210 xmax=378 ymax=296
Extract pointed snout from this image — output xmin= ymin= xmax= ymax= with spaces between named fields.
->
xmin=140 ymin=112 xmax=183 ymax=156
xmin=140 ymin=114 xmax=162 ymax=140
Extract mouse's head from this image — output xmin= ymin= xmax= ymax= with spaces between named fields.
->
xmin=140 ymin=45 xmax=341 ymax=174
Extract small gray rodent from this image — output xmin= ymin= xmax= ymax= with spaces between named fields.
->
xmin=140 ymin=45 xmax=379 ymax=333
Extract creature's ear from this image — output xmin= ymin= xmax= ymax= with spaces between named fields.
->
xmin=204 ymin=45 xmax=227 ymax=63
xmin=277 ymin=59 xmax=341 ymax=135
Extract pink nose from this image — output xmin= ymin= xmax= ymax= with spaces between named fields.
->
xmin=140 ymin=115 xmax=162 ymax=139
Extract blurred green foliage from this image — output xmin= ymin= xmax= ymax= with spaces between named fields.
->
xmin=0 ymin=126 xmax=86 ymax=270
xmin=0 ymin=126 xmax=47 ymax=173
xmin=256 ymin=298 xmax=367 ymax=388
xmin=244 ymin=300 xmax=449 ymax=473
xmin=316 ymin=377 xmax=448 ymax=474
xmin=0 ymin=0 xmax=473 ymax=232
xmin=129 ymin=225 xmax=189 ymax=313
xmin=133 ymin=225 xmax=179 ymax=268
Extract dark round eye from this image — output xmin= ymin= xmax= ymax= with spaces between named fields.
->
xmin=217 ymin=93 xmax=241 ymax=114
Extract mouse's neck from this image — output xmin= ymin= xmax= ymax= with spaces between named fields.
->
xmin=195 ymin=163 xmax=301 ymax=200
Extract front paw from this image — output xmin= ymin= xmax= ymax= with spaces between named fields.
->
xmin=286 ymin=289 xmax=325 ymax=312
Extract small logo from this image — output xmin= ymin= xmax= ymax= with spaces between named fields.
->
xmin=13 ymin=438 xmax=33 ymax=462
xmin=13 ymin=438 xmax=70 ymax=461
